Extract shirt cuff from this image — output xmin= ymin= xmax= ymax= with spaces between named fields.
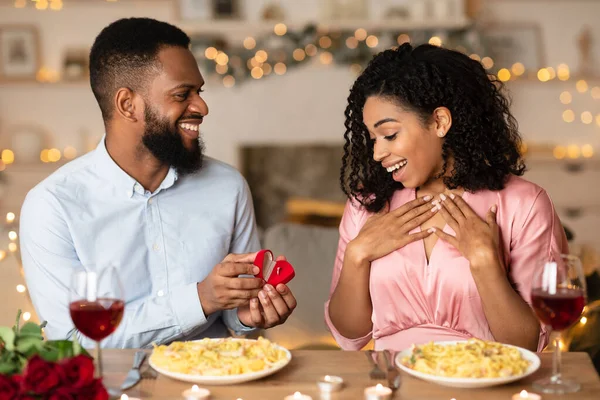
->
xmin=170 ymin=282 xmax=208 ymax=336
xmin=223 ymin=308 xmax=257 ymax=336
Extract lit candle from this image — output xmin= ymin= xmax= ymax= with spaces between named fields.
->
xmin=120 ymin=395 xmax=141 ymax=400
xmin=182 ymin=385 xmax=211 ymax=400
xmin=364 ymin=384 xmax=392 ymax=400
xmin=511 ymin=390 xmax=542 ymax=400
xmin=317 ymin=375 xmax=344 ymax=392
xmin=283 ymin=392 xmax=313 ymax=400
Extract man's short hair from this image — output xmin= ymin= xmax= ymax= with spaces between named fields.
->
xmin=89 ymin=17 xmax=190 ymax=122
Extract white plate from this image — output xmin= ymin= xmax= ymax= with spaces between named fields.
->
xmin=395 ymin=340 xmax=541 ymax=388
xmin=148 ymin=338 xmax=292 ymax=385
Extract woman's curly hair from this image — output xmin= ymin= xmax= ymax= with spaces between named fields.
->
xmin=340 ymin=43 xmax=525 ymax=213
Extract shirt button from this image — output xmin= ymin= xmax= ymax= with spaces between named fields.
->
xmin=157 ymin=290 xmax=164 ymax=297
xmin=148 ymin=198 xmax=153 ymax=205
xmin=152 ymin=243 xmax=160 ymax=251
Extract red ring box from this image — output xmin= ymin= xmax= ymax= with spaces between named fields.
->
xmin=253 ymin=249 xmax=295 ymax=286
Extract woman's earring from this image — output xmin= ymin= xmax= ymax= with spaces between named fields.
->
xmin=438 ymin=131 xmax=445 ymax=137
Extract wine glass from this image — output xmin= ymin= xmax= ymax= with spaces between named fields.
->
xmin=69 ymin=266 xmax=125 ymax=378
xmin=531 ymin=254 xmax=587 ymax=394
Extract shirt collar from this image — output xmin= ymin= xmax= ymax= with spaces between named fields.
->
xmin=94 ymin=135 xmax=178 ymax=198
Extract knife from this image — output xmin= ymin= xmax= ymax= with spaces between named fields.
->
xmin=120 ymin=350 xmax=147 ymax=391
xmin=382 ymin=349 xmax=401 ymax=391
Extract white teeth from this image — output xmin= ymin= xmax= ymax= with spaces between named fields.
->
xmin=179 ymin=123 xmax=199 ymax=131
xmin=386 ymin=160 xmax=407 ymax=173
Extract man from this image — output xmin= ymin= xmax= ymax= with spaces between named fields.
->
xmin=20 ymin=17 xmax=296 ymax=348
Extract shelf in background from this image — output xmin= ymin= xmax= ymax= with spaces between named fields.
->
xmin=180 ymin=17 xmax=473 ymax=36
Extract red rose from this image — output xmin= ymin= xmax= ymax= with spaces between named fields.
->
xmin=59 ymin=355 xmax=95 ymax=389
xmin=0 ymin=374 xmax=21 ymax=400
xmin=47 ymin=386 xmax=75 ymax=400
xmin=21 ymin=355 xmax=61 ymax=394
xmin=79 ymin=379 xmax=108 ymax=400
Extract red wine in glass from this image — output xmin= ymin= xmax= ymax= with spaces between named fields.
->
xmin=69 ymin=298 xmax=125 ymax=341
xmin=531 ymin=287 xmax=586 ymax=330
xmin=531 ymin=255 xmax=587 ymax=394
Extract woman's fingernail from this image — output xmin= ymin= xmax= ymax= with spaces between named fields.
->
xmin=437 ymin=204 xmax=442 ymax=210
xmin=251 ymin=298 xmax=258 ymax=307
xmin=431 ymin=205 xmax=438 ymax=212
xmin=440 ymin=193 xmax=447 ymax=201
xmin=491 ymin=204 xmax=497 ymax=213
xmin=428 ymin=228 xmax=436 ymax=233
xmin=259 ymin=291 xmax=267 ymax=300
xmin=449 ymin=193 xmax=455 ymax=199
xmin=423 ymin=195 xmax=432 ymax=201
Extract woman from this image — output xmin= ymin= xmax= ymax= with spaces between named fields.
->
xmin=325 ymin=43 xmax=567 ymax=352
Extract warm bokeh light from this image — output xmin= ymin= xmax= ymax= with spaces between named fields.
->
xmin=16 ymin=285 xmax=26 ymax=293
xmin=250 ymin=67 xmax=264 ymax=79
xmin=8 ymin=231 xmax=17 ymax=241
xmin=255 ymin=50 xmax=268 ymax=63
xmin=215 ymin=52 xmax=229 ymax=66
xmin=262 ymin=63 xmax=272 ymax=75
xmin=582 ymin=144 xmax=594 ymax=158
xmin=6 ymin=212 xmax=15 ymax=223
xmin=511 ymin=62 xmax=525 ymax=76
xmin=428 ymin=36 xmax=442 ymax=46
xmin=274 ymin=63 xmax=287 ymax=75
xmin=50 ymin=0 xmax=63 ymax=11
xmin=273 ymin=23 xmax=287 ymax=36
xmin=292 ymin=49 xmax=306 ymax=61
xmin=14 ymin=0 xmax=27 ymax=8
xmin=567 ymin=144 xmax=581 ymax=159
xmin=243 ymin=37 xmax=256 ymax=50
xmin=576 ymin=80 xmax=589 ymax=93
xmin=553 ymin=146 xmax=567 ymax=159
xmin=469 ymin=54 xmax=481 ymax=62
xmin=40 ymin=149 xmax=49 ymax=163
xmin=305 ymin=44 xmax=318 ymax=57
xmin=557 ymin=64 xmax=570 ymax=81
xmin=546 ymin=67 xmax=556 ymax=80
xmin=354 ymin=28 xmax=367 ymax=41
xmin=1 ymin=149 xmax=15 ymax=164
xmin=559 ymin=91 xmax=572 ymax=104
xmin=36 ymin=0 xmax=48 ymax=10
xmin=497 ymin=68 xmax=511 ymax=82
xmin=319 ymin=51 xmax=333 ymax=65
xmin=562 ymin=109 xmax=575 ymax=123
xmin=397 ymin=34 xmax=410 ymax=45
xmin=481 ymin=57 xmax=494 ymax=69
xmin=0 ymin=250 xmax=6 ymax=261
xmin=365 ymin=35 xmax=378 ymax=48
xmin=63 ymin=146 xmax=77 ymax=160
xmin=346 ymin=36 xmax=358 ymax=49
xmin=48 ymin=148 xmax=61 ymax=162
xmin=8 ymin=243 xmax=17 ymax=253
xmin=537 ymin=68 xmax=550 ymax=82
xmin=223 ymin=75 xmax=235 ymax=88
xmin=23 ymin=312 xmax=31 ymax=321
xmin=581 ymin=111 xmax=593 ymax=124
xmin=215 ymin=64 xmax=228 ymax=74
xmin=318 ymin=36 xmax=332 ymax=49
xmin=204 ymin=47 xmax=218 ymax=60
xmin=580 ymin=316 xmax=588 ymax=325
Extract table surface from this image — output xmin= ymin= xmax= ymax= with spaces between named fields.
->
xmin=103 ymin=349 xmax=600 ymax=400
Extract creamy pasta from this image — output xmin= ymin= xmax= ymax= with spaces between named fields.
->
xmin=150 ymin=337 xmax=289 ymax=376
xmin=400 ymin=339 xmax=531 ymax=378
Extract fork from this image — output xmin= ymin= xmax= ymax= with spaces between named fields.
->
xmin=382 ymin=350 xmax=402 ymax=391
xmin=365 ymin=350 xmax=386 ymax=380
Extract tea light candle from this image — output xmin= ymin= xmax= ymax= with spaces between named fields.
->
xmin=512 ymin=390 xmax=542 ymax=400
xmin=182 ymin=385 xmax=211 ymax=400
xmin=364 ymin=384 xmax=392 ymax=400
xmin=120 ymin=395 xmax=141 ymax=400
xmin=283 ymin=392 xmax=313 ymax=400
xmin=317 ymin=375 xmax=344 ymax=392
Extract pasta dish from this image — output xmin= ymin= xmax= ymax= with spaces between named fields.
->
xmin=150 ymin=337 xmax=289 ymax=376
xmin=400 ymin=339 xmax=531 ymax=378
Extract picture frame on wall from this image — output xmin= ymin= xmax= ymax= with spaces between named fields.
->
xmin=482 ymin=23 xmax=546 ymax=72
xmin=0 ymin=25 xmax=40 ymax=82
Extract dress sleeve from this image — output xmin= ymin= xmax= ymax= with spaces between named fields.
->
xmin=509 ymin=189 xmax=569 ymax=352
xmin=324 ymin=200 xmax=373 ymax=350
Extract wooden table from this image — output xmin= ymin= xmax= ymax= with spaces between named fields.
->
xmin=104 ymin=350 xmax=600 ymax=399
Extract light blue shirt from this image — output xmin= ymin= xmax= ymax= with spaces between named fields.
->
xmin=20 ymin=138 xmax=260 ymax=348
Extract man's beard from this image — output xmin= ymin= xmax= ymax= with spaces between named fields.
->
xmin=142 ymin=106 xmax=204 ymax=176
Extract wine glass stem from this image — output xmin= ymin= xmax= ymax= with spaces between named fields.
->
xmin=95 ymin=340 xmax=103 ymax=378
xmin=552 ymin=334 xmax=562 ymax=382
